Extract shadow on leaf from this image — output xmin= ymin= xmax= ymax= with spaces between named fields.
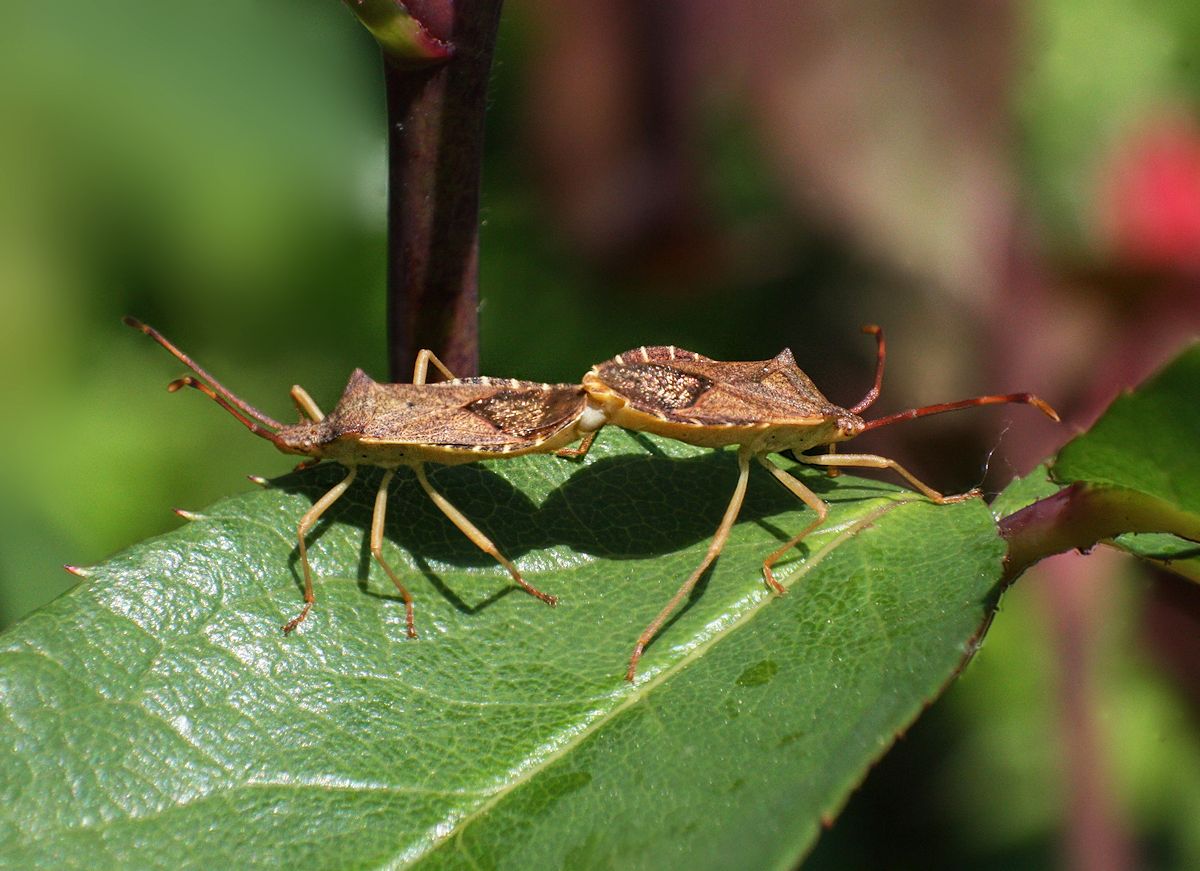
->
xmin=269 ymin=449 xmax=904 ymax=594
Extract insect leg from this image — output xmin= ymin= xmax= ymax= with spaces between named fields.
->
xmin=290 ymin=384 xmax=325 ymax=421
xmin=824 ymin=442 xmax=840 ymax=478
xmin=412 ymin=463 xmax=559 ymax=606
xmin=412 ymin=349 xmax=458 ymax=385
xmin=370 ymin=469 xmax=417 ymax=638
xmin=283 ymin=465 xmax=358 ymax=633
xmin=754 ymin=455 xmax=829 ymax=593
xmin=626 ymin=446 xmax=753 ymax=682
xmin=555 ymin=430 xmax=598 ymax=459
xmin=798 ymin=453 xmax=979 ymax=504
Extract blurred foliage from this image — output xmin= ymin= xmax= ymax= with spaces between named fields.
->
xmin=1020 ymin=0 xmax=1200 ymax=254
xmin=1 ymin=0 xmax=1198 ymax=868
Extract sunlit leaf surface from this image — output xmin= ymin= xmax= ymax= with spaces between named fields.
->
xmin=0 ymin=431 xmax=1003 ymax=868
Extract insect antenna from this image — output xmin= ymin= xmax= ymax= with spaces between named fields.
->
xmin=862 ymin=393 xmax=1060 ymax=432
xmin=124 ymin=316 xmax=284 ymax=429
xmin=849 ymin=324 xmax=885 ymax=413
xmin=168 ymin=376 xmax=291 ymax=450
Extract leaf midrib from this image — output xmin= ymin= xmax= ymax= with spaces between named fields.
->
xmin=402 ymin=493 xmax=917 ymax=865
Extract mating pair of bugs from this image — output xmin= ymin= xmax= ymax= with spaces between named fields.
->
xmin=125 ymin=317 xmax=1057 ymax=680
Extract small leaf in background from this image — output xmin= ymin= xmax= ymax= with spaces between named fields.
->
xmin=1113 ymin=532 xmax=1200 ymax=581
xmin=0 ymin=432 xmax=1003 ymax=868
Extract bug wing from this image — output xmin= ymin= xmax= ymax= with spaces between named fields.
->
xmin=339 ymin=378 xmax=587 ymax=450
xmin=457 ymin=382 xmax=589 ymax=449
xmin=594 ymin=347 xmax=838 ymax=425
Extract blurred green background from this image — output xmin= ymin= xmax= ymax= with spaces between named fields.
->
xmin=2 ymin=0 xmax=1199 ymax=867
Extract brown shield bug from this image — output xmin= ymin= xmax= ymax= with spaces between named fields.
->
xmin=579 ymin=327 xmax=1059 ymax=680
xmin=125 ymin=317 xmax=605 ymax=637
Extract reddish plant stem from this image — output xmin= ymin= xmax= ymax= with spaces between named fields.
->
xmin=383 ymin=0 xmax=503 ymax=380
xmin=999 ymin=483 xmax=1200 ymax=585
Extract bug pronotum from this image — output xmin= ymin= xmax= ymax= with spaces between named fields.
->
xmin=125 ymin=317 xmax=606 ymax=636
xmin=579 ymin=327 xmax=1060 ymax=680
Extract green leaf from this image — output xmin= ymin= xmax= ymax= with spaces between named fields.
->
xmin=1112 ymin=532 xmax=1200 ymax=581
xmin=0 ymin=431 xmax=1004 ymax=868
xmin=989 ymin=462 xmax=1061 ymax=520
xmin=1053 ymin=342 xmax=1200 ymax=508
xmin=1051 ymin=341 xmax=1200 ymax=577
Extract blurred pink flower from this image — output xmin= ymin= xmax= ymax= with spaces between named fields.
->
xmin=1106 ymin=117 xmax=1200 ymax=273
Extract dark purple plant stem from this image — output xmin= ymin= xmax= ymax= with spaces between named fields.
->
xmin=383 ymin=0 xmax=503 ymax=380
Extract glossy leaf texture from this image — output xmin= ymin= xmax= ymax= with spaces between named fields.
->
xmin=0 ymin=430 xmax=1004 ymax=869
xmin=1052 ymin=341 xmax=1200 ymax=579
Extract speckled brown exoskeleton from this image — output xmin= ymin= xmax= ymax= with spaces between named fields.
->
xmin=577 ymin=327 xmax=1060 ymax=680
xmin=125 ymin=317 xmax=607 ymax=637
